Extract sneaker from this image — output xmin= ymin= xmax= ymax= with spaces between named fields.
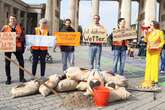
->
xmin=160 ymin=71 xmax=165 ymax=74
xmin=5 ymin=80 xmax=11 ymax=85
xmin=20 ymin=78 xmax=27 ymax=83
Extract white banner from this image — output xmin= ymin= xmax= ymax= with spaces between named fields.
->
xmin=25 ymin=35 xmax=56 ymax=47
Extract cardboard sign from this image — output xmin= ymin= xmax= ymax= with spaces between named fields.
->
xmin=54 ymin=32 xmax=80 ymax=46
xmin=83 ymin=25 xmax=108 ymax=43
xmin=25 ymin=35 xmax=56 ymax=47
xmin=0 ymin=32 xmax=16 ymax=52
xmin=113 ymin=28 xmax=137 ymax=41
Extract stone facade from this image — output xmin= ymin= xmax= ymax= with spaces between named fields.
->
xmin=0 ymin=0 xmax=45 ymax=34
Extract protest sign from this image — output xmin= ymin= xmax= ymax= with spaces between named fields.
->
xmin=112 ymin=28 xmax=137 ymax=41
xmin=0 ymin=32 xmax=16 ymax=52
xmin=54 ymin=32 xmax=80 ymax=46
xmin=83 ymin=25 xmax=108 ymax=43
xmin=25 ymin=35 xmax=56 ymax=47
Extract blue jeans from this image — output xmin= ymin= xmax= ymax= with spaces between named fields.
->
xmin=61 ymin=52 xmax=75 ymax=71
xmin=89 ymin=45 xmax=102 ymax=71
xmin=112 ymin=49 xmax=126 ymax=75
xmin=161 ymin=49 xmax=165 ymax=71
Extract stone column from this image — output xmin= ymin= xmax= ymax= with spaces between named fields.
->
xmin=24 ymin=12 xmax=27 ymax=32
xmin=45 ymin=0 xmax=53 ymax=33
xmin=0 ymin=1 xmax=5 ymax=28
xmin=91 ymin=0 xmax=100 ymax=17
xmin=37 ymin=13 xmax=42 ymax=25
xmin=160 ymin=0 xmax=165 ymax=29
xmin=75 ymin=0 xmax=80 ymax=32
xmin=9 ymin=6 xmax=13 ymax=16
xmin=120 ymin=0 xmax=131 ymax=27
xmin=52 ymin=0 xmax=60 ymax=33
xmin=17 ymin=9 xmax=21 ymax=24
xmin=68 ymin=0 xmax=76 ymax=29
xmin=45 ymin=0 xmax=60 ymax=34
xmin=144 ymin=0 xmax=157 ymax=26
xmin=118 ymin=0 xmax=121 ymax=20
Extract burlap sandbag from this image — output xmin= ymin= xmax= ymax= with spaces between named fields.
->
xmin=106 ymin=86 xmax=131 ymax=102
xmin=11 ymin=80 xmax=39 ymax=98
xmin=100 ymin=71 xmax=114 ymax=83
xmin=76 ymin=82 xmax=88 ymax=91
xmin=84 ymin=70 xmax=104 ymax=96
xmin=66 ymin=67 xmax=89 ymax=81
xmin=56 ymin=79 xmax=78 ymax=92
xmin=101 ymin=72 xmax=128 ymax=87
xmin=39 ymin=74 xmax=59 ymax=97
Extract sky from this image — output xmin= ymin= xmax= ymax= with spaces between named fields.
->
xmin=22 ymin=0 xmax=159 ymax=34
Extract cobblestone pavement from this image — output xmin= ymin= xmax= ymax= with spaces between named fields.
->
xmin=0 ymin=46 xmax=165 ymax=110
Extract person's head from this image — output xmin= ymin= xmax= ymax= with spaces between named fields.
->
xmin=93 ymin=15 xmax=100 ymax=24
xmin=64 ymin=19 xmax=72 ymax=27
xmin=149 ymin=20 xmax=160 ymax=31
xmin=118 ymin=18 xmax=126 ymax=28
xmin=9 ymin=15 xmax=17 ymax=26
xmin=39 ymin=18 xmax=48 ymax=29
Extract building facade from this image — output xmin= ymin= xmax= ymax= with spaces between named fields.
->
xmin=0 ymin=0 xmax=45 ymax=34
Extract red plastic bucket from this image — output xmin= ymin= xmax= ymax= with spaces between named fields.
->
xmin=93 ymin=86 xmax=110 ymax=107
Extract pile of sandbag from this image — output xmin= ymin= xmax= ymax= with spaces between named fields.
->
xmin=11 ymin=66 xmax=131 ymax=103
xmin=66 ymin=68 xmax=131 ymax=102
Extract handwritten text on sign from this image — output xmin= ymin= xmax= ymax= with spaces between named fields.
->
xmin=54 ymin=32 xmax=80 ymax=46
xmin=0 ymin=32 xmax=16 ymax=52
xmin=113 ymin=29 xmax=137 ymax=41
xmin=25 ymin=35 xmax=56 ymax=47
xmin=83 ymin=25 xmax=108 ymax=43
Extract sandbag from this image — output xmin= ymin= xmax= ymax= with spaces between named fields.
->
xmin=39 ymin=74 xmax=59 ymax=97
xmin=76 ymin=82 xmax=88 ymax=91
xmin=100 ymin=71 xmax=114 ymax=83
xmin=56 ymin=79 xmax=78 ymax=92
xmin=101 ymin=72 xmax=128 ymax=87
xmin=106 ymin=86 xmax=131 ymax=102
xmin=84 ymin=70 xmax=104 ymax=96
xmin=114 ymin=74 xmax=128 ymax=87
xmin=66 ymin=67 xmax=89 ymax=81
xmin=11 ymin=80 xmax=39 ymax=98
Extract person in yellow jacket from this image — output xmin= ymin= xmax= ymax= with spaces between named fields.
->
xmin=142 ymin=21 xmax=165 ymax=88
xmin=31 ymin=18 xmax=48 ymax=80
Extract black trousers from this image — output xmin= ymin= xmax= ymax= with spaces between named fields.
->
xmin=32 ymin=50 xmax=47 ymax=77
xmin=5 ymin=52 xmax=24 ymax=80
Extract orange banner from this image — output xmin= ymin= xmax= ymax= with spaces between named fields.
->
xmin=0 ymin=32 xmax=16 ymax=52
xmin=54 ymin=32 xmax=80 ymax=46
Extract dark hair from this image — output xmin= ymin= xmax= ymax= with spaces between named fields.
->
xmin=118 ymin=18 xmax=125 ymax=24
xmin=151 ymin=20 xmax=160 ymax=29
xmin=65 ymin=18 xmax=71 ymax=23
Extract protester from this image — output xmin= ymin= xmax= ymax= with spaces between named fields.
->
xmin=138 ymin=37 xmax=147 ymax=56
xmin=60 ymin=19 xmax=75 ymax=72
xmin=1 ymin=15 xmax=26 ymax=84
xmin=31 ymin=18 xmax=49 ymax=80
xmin=111 ymin=18 xmax=128 ymax=76
xmin=142 ymin=21 xmax=164 ymax=87
xmin=89 ymin=15 xmax=106 ymax=71
xmin=160 ymin=30 xmax=165 ymax=74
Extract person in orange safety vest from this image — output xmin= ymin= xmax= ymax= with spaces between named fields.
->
xmin=31 ymin=18 xmax=49 ymax=80
xmin=1 ymin=15 xmax=26 ymax=84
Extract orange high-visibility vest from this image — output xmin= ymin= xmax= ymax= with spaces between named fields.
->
xmin=112 ymin=40 xmax=128 ymax=46
xmin=2 ymin=24 xmax=22 ymax=48
xmin=31 ymin=27 xmax=48 ymax=50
